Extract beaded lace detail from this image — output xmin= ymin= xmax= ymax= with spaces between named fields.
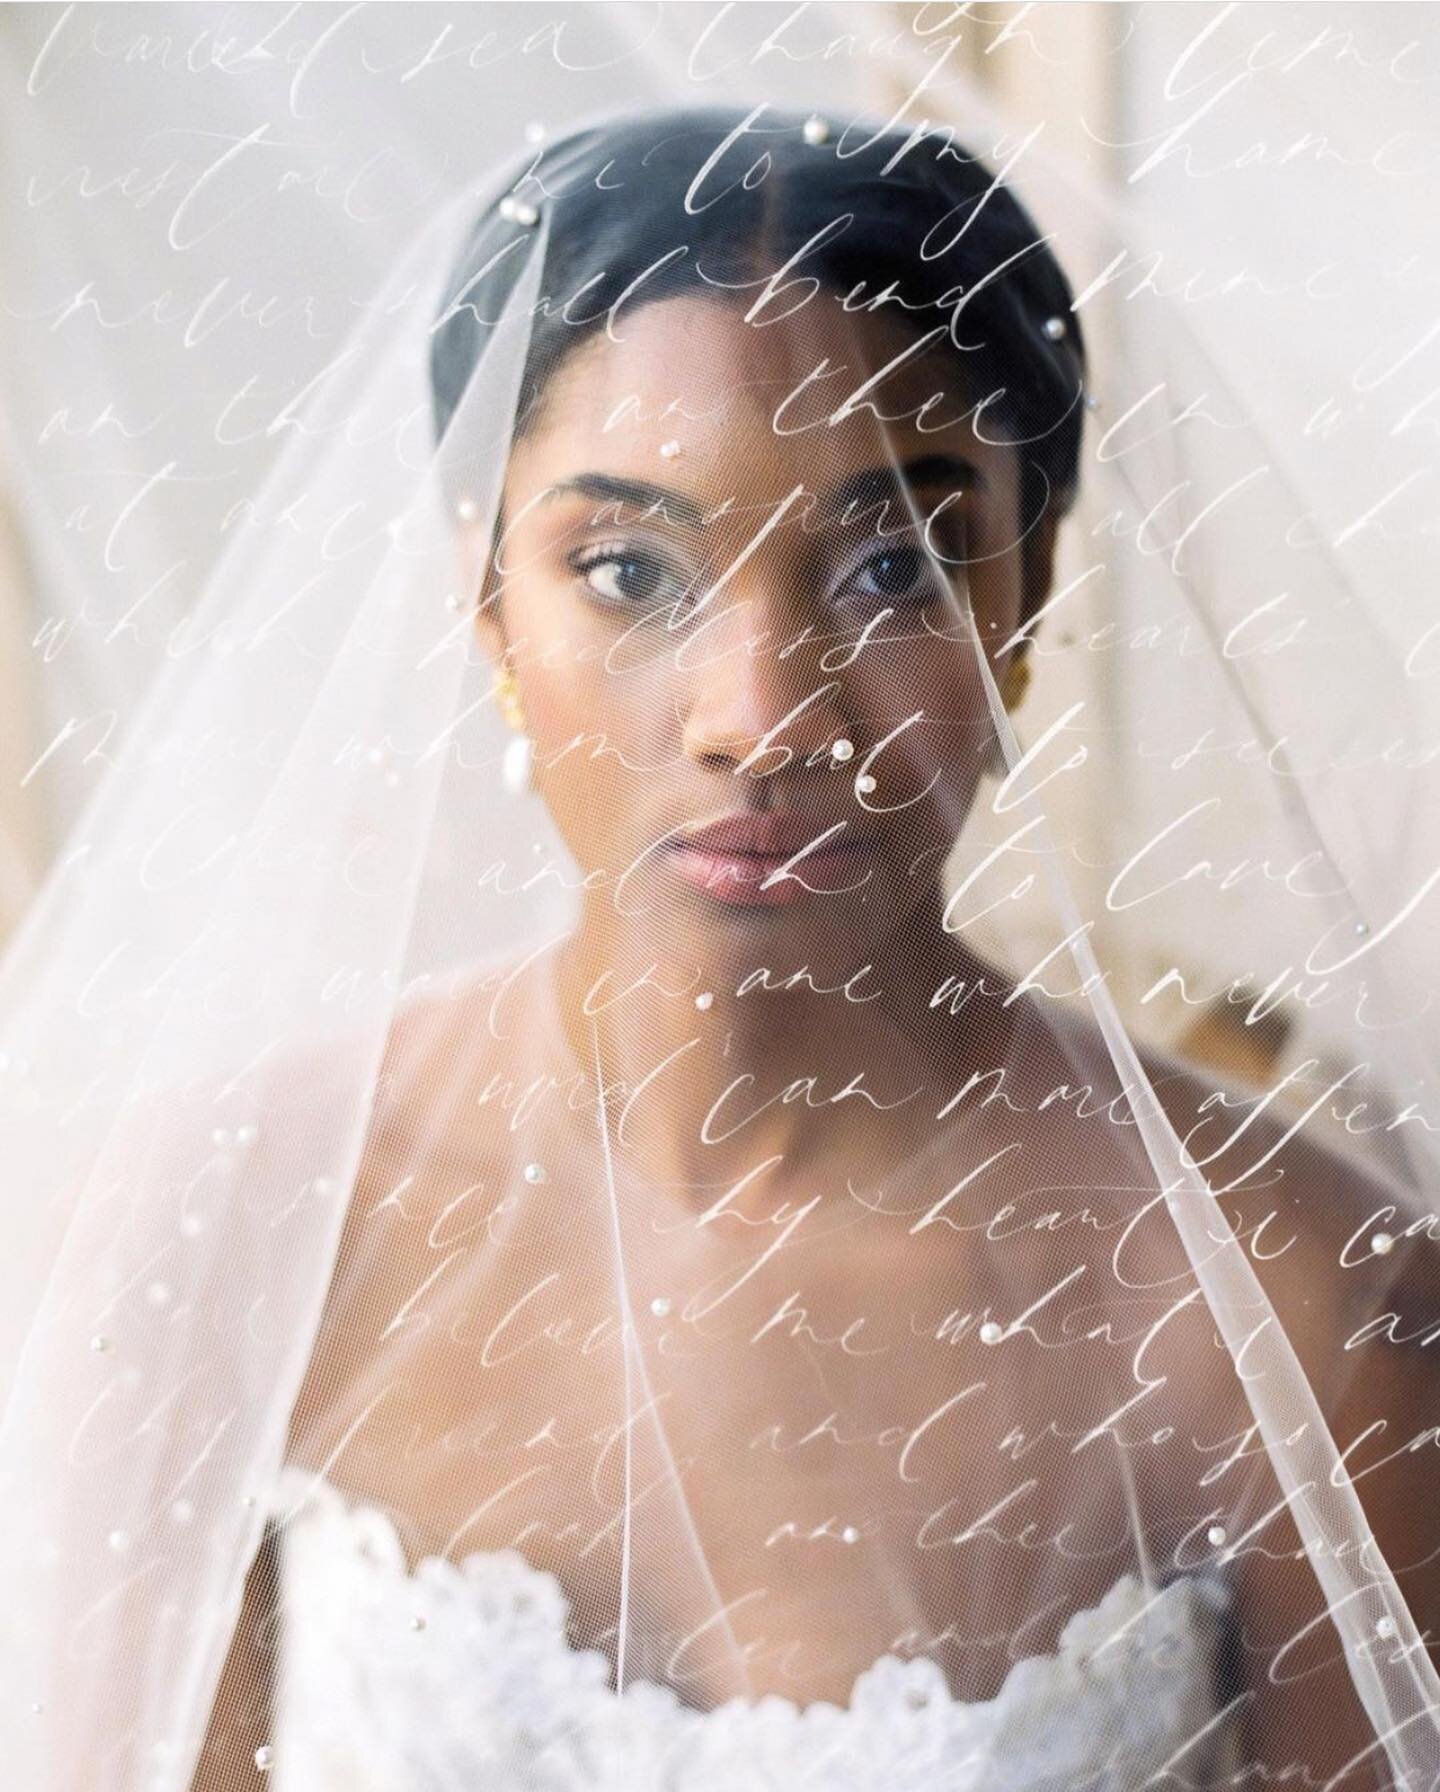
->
xmin=266 ymin=1467 xmax=1233 ymax=1791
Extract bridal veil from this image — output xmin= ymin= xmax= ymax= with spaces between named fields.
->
xmin=1 ymin=7 xmax=1438 ymax=1788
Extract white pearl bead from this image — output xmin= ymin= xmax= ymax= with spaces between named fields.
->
xmin=830 ymin=738 xmax=855 ymax=762
xmin=1207 ymin=1524 xmax=1227 ymax=1547
xmin=659 ymin=440 xmax=683 ymax=459
xmin=979 ymin=1321 xmax=1003 ymax=1345
xmin=255 ymin=1744 xmax=274 ymax=1771
xmin=650 ymin=1297 xmax=672 ymax=1318
xmin=802 ymin=116 xmax=831 ymax=145
xmin=169 ymin=1499 xmax=194 ymax=1525
xmin=523 ymin=1162 xmax=547 ymax=1184
xmin=499 ymin=195 xmax=539 ymax=227
xmin=312 ymin=1177 xmax=336 ymax=1197
xmin=524 ymin=120 xmax=546 ymax=144
xmin=107 ymin=1529 xmax=132 ymax=1553
xmin=841 ymin=1524 xmax=860 ymax=1543
xmin=1043 ymin=314 xmax=1067 ymax=340
xmin=502 ymin=731 xmax=534 ymax=796
xmin=235 ymin=1123 xmax=259 ymax=1147
xmin=694 ymin=991 xmax=714 ymax=1010
xmin=1354 ymin=919 xmax=1370 ymax=936
xmin=855 ymin=773 xmax=877 ymax=795
xmin=455 ymin=497 xmax=479 ymax=524
xmin=1376 ymin=1615 xmax=1396 ymax=1639
xmin=210 ymin=1127 xmax=232 ymax=1149
xmin=1371 ymin=1230 xmax=1396 ymax=1255
xmin=90 ymin=1334 xmax=112 ymax=1354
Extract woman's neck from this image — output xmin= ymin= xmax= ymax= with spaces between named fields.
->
xmin=548 ymin=894 xmax=1021 ymax=1205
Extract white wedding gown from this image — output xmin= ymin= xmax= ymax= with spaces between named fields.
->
xmin=263 ymin=1467 xmax=1240 ymax=1790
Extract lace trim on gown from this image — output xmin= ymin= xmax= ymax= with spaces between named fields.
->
xmin=261 ymin=1466 xmax=1239 ymax=1790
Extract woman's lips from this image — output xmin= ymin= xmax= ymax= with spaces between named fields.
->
xmin=662 ymin=831 xmax=870 ymax=903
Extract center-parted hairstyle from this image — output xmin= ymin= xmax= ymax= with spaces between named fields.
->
xmin=429 ymin=106 xmax=1088 ymax=628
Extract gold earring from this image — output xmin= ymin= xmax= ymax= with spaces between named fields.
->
xmin=494 ymin=664 xmax=526 ymax=732
xmin=1000 ymin=656 xmax=1031 ymax=711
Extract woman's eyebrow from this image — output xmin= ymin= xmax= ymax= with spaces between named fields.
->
xmin=542 ymin=473 xmax=706 ymax=528
xmin=825 ymin=454 xmax=982 ymax=517
xmin=536 ymin=455 xmax=978 ymax=533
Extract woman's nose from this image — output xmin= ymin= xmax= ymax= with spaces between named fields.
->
xmin=678 ymin=591 xmax=850 ymax=777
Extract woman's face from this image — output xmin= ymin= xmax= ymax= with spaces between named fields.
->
xmin=471 ymin=294 xmax=1056 ymax=981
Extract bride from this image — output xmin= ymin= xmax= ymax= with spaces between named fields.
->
xmin=2 ymin=104 xmax=1437 ymax=1792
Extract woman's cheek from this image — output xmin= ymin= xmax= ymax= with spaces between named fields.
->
xmin=866 ymin=664 xmax=990 ymax=834
xmin=524 ymin=656 xmax=666 ymax=865
xmin=510 ymin=585 xmax=605 ymax=745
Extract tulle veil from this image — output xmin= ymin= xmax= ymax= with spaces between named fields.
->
xmin=0 ymin=7 xmax=1438 ymax=1788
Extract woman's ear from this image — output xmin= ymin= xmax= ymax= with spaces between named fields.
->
xmin=471 ymin=585 xmax=507 ymax=666
xmin=456 ymin=511 xmax=508 ymax=665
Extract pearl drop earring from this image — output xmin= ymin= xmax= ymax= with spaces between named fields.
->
xmin=494 ymin=665 xmax=525 ymax=731
xmin=503 ymin=734 xmax=533 ymax=796
xmin=494 ymin=665 xmax=533 ymax=795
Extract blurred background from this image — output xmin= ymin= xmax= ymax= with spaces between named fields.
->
xmin=0 ymin=1 xmax=1435 ymax=1093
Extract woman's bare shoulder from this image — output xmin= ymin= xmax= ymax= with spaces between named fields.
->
xmin=276 ymin=966 xmax=541 ymax=1481
xmin=1129 ymin=1032 xmax=1434 ymax=1423
xmin=1003 ymin=996 xmax=1416 ymax=1371
xmin=1136 ymin=1035 xmax=1410 ymax=1253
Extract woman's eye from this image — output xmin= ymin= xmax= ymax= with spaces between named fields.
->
xmin=840 ymin=546 xmax=947 ymax=608
xmin=571 ymin=546 xmax=688 ymax=610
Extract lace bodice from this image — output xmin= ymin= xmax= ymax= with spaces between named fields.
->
xmin=263 ymin=1467 xmax=1238 ymax=1790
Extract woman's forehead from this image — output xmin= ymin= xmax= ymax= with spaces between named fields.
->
xmin=508 ymin=294 xmax=1016 ymax=509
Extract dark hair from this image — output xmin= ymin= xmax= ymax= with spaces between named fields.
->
xmin=430 ymin=107 xmax=1086 ymax=615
